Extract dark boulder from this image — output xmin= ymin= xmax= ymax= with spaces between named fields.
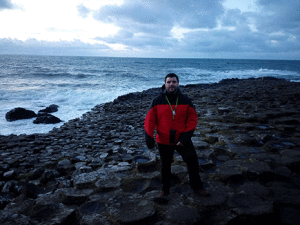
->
xmin=21 ymin=183 xmax=45 ymax=199
xmin=33 ymin=113 xmax=62 ymax=124
xmin=38 ymin=104 xmax=59 ymax=113
xmin=0 ymin=192 xmax=16 ymax=209
xmin=28 ymin=168 xmax=45 ymax=180
xmin=5 ymin=107 xmax=37 ymax=122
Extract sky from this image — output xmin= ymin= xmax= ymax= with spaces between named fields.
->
xmin=0 ymin=0 xmax=299 ymax=60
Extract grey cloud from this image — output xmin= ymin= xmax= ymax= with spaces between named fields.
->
xmin=77 ymin=4 xmax=91 ymax=18
xmin=2 ymin=0 xmax=299 ymax=59
xmin=255 ymin=0 xmax=300 ymax=33
xmin=101 ymin=29 xmax=134 ymax=43
xmin=90 ymin=0 xmax=300 ymax=59
xmin=178 ymin=23 xmax=299 ymax=56
xmin=0 ymin=38 xmax=111 ymax=56
xmin=93 ymin=0 xmax=225 ymax=50
xmin=94 ymin=0 xmax=225 ymax=29
xmin=221 ymin=9 xmax=248 ymax=27
xmin=170 ymin=0 xmax=225 ymax=29
xmin=93 ymin=2 xmax=172 ymax=28
xmin=176 ymin=0 xmax=300 ymax=58
xmin=95 ymin=28 xmax=178 ymax=50
xmin=0 ymin=0 xmax=14 ymax=10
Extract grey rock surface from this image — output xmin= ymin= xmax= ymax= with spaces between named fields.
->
xmin=1 ymin=78 xmax=300 ymax=224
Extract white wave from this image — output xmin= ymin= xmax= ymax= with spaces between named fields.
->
xmin=1 ymin=60 xmax=299 ymax=135
xmin=176 ymin=68 xmax=300 ymax=85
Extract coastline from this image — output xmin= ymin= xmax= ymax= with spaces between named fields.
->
xmin=1 ymin=77 xmax=300 ymax=224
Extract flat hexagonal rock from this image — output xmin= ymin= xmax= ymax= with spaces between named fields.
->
xmin=165 ymin=205 xmax=201 ymax=224
xmin=108 ymin=194 xmax=156 ymax=224
xmin=228 ymin=194 xmax=273 ymax=216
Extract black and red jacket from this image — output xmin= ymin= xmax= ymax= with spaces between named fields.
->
xmin=144 ymin=86 xmax=198 ymax=149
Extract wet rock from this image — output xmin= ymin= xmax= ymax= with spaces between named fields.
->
xmin=13 ymin=182 xmax=26 ymax=196
xmin=40 ymin=170 xmax=56 ymax=184
xmin=165 ymin=205 xmax=202 ymax=224
xmin=6 ymin=158 xmax=20 ymax=168
xmin=78 ymin=166 xmax=93 ymax=173
xmin=214 ymin=167 xmax=243 ymax=182
xmin=218 ymin=107 xmax=232 ymax=114
xmin=242 ymin=161 xmax=272 ymax=175
xmin=107 ymin=193 xmax=156 ymax=224
xmin=57 ymin=159 xmax=71 ymax=167
xmin=72 ymin=169 xmax=108 ymax=189
xmin=95 ymin=173 xmax=122 ymax=189
xmin=0 ymin=192 xmax=16 ymax=209
xmin=33 ymin=113 xmax=62 ymax=124
xmin=29 ymin=203 xmax=76 ymax=224
xmin=1 ymin=78 xmax=300 ymax=225
xmin=268 ymin=181 xmax=300 ymax=207
xmin=56 ymin=188 xmax=93 ymax=205
xmin=109 ymin=162 xmax=132 ymax=172
xmin=228 ymin=193 xmax=273 ymax=216
xmin=236 ymin=182 xmax=270 ymax=198
xmin=135 ymin=152 xmax=159 ymax=173
xmin=192 ymin=182 xmax=232 ymax=208
xmin=35 ymin=192 xmax=61 ymax=206
xmin=28 ymin=168 xmax=45 ymax=180
xmin=1 ymin=181 xmax=15 ymax=193
xmin=204 ymin=134 xmax=219 ymax=144
xmin=278 ymin=207 xmax=300 ymax=225
xmin=263 ymin=140 xmax=288 ymax=152
xmin=38 ymin=104 xmax=59 ymax=113
xmin=234 ymin=134 xmax=258 ymax=146
xmin=78 ymin=200 xmax=109 ymax=225
xmin=280 ymin=149 xmax=300 ymax=158
xmin=5 ymin=107 xmax=36 ymax=122
xmin=192 ymin=137 xmax=210 ymax=149
xmin=21 ymin=183 xmax=45 ymax=199
xmin=273 ymin=166 xmax=292 ymax=179
xmin=3 ymin=170 xmax=15 ymax=179
xmin=274 ymin=156 xmax=300 ymax=173
xmin=136 ymin=171 xmax=160 ymax=179
xmin=0 ymin=211 xmax=33 ymax=225
xmin=171 ymin=165 xmax=188 ymax=174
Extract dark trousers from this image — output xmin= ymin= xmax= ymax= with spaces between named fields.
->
xmin=157 ymin=141 xmax=203 ymax=192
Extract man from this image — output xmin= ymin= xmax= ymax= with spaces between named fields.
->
xmin=144 ymin=73 xmax=209 ymax=197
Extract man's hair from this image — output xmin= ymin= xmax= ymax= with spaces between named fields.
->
xmin=165 ymin=73 xmax=179 ymax=83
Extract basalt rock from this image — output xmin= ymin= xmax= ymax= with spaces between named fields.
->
xmin=33 ymin=113 xmax=62 ymax=124
xmin=5 ymin=107 xmax=37 ymax=122
xmin=38 ymin=104 xmax=59 ymax=113
xmin=0 ymin=78 xmax=300 ymax=225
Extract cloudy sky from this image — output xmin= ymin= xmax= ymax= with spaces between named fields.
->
xmin=0 ymin=0 xmax=299 ymax=59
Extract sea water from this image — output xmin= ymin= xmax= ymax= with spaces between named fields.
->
xmin=1 ymin=55 xmax=299 ymax=135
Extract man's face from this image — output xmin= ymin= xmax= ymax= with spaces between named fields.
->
xmin=165 ymin=77 xmax=179 ymax=93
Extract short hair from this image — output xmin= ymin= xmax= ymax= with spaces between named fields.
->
xmin=165 ymin=73 xmax=179 ymax=83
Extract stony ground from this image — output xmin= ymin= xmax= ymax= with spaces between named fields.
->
xmin=0 ymin=77 xmax=300 ymax=225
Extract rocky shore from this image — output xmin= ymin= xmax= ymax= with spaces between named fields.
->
xmin=1 ymin=77 xmax=300 ymax=225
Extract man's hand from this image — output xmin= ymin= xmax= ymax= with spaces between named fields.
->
xmin=176 ymin=142 xmax=183 ymax=146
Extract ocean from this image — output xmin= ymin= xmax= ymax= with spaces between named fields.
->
xmin=1 ymin=55 xmax=300 ymax=135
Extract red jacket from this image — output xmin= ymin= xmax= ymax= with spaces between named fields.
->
xmin=144 ymin=87 xmax=197 ymax=148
